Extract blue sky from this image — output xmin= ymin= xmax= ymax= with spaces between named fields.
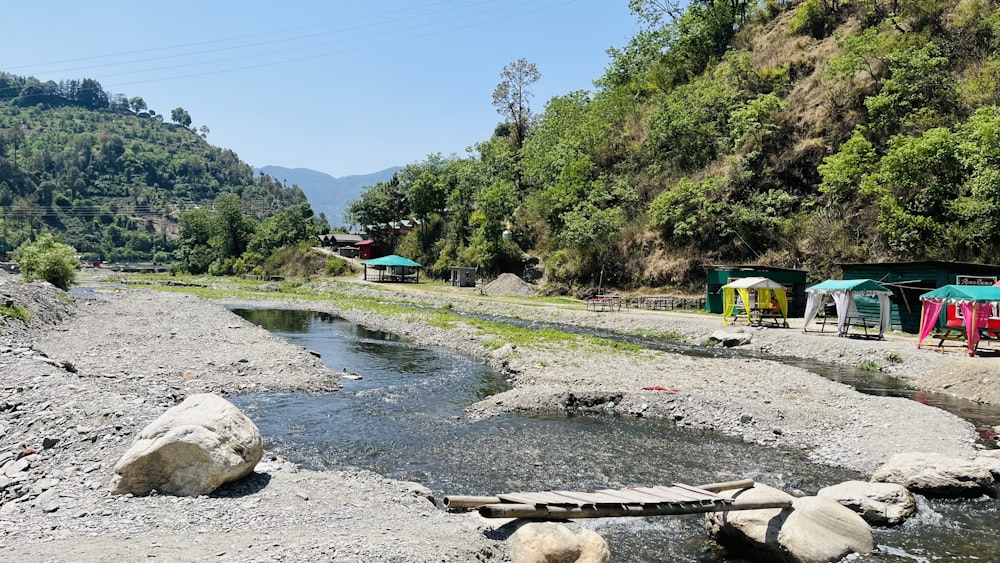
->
xmin=2 ymin=1 xmax=639 ymax=177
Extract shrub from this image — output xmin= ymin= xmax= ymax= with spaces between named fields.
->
xmin=789 ymin=0 xmax=832 ymax=38
xmin=13 ymin=232 xmax=79 ymax=290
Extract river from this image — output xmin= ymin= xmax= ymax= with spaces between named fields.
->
xmin=229 ymin=308 xmax=1000 ymax=562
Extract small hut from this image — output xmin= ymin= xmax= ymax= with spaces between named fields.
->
xmin=450 ymin=267 xmax=477 ymax=287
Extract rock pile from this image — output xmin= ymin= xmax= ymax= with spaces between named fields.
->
xmin=481 ymin=273 xmax=537 ymax=297
xmin=0 ymin=279 xmax=74 ymax=345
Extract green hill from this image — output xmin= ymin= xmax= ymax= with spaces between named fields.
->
xmin=347 ymin=0 xmax=1000 ymax=290
xmin=0 ymin=73 xmax=308 ymax=263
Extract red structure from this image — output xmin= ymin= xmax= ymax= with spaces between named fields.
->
xmin=357 ymin=240 xmax=383 ymax=260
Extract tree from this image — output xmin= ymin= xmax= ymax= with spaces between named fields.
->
xmin=212 ymin=193 xmax=253 ymax=260
xmin=493 ymin=58 xmax=540 ymax=190
xmin=13 ymin=232 xmax=79 ymax=290
xmin=129 ymin=96 xmax=147 ymax=113
xmin=171 ymin=107 xmax=192 ymax=128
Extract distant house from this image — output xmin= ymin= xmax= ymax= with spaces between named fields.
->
xmin=357 ymin=239 xmax=384 ymax=260
xmin=317 ymin=233 xmax=364 ymax=258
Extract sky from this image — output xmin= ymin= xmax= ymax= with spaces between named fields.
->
xmin=2 ymin=1 xmax=639 ymax=178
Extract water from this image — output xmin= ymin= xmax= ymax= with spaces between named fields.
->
xmin=230 ymin=308 xmax=1000 ymax=562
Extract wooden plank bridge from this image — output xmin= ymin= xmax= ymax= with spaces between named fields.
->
xmin=443 ymin=479 xmax=791 ymax=520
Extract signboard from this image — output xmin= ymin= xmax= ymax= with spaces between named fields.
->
xmin=956 ymin=275 xmax=998 ymax=286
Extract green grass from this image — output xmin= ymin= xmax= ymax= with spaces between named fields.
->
xmin=121 ymin=272 xmax=642 ymax=354
xmin=859 ymin=360 xmax=882 ymax=372
xmin=0 ymin=303 xmax=32 ymax=323
xmin=885 ymin=351 xmax=903 ymax=364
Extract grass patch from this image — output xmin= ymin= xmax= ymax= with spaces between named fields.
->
xmin=0 ymin=303 xmax=32 ymax=323
xmin=885 ymin=352 xmax=903 ymax=364
xmin=118 ymin=273 xmax=644 ymax=354
xmin=859 ymin=360 xmax=882 ymax=372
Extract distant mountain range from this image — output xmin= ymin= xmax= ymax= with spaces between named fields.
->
xmin=255 ymin=165 xmax=400 ymax=228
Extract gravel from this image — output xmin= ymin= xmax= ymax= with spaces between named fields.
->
xmin=0 ymin=274 xmax=993 ymax=561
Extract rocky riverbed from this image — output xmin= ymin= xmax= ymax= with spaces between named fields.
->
xmin=0 ymin=272 xmax=996 ymax=561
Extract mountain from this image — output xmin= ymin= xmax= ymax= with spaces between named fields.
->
xmin=256 ymin=166 xmax=400 ymax=228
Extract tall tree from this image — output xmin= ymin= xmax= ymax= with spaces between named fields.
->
xmin=492 ymin=58 xmax=540 ymax=190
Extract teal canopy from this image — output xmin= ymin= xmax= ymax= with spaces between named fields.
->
xmin=363 ymin=255 xmax=422 ymax=267
xmin=920 ymin=284 xmax=1000 ymax=303
xmin=802 ymin=279 xmax=892 ymax=337
xmin=806 ymin=279 xmax=890 ymax=294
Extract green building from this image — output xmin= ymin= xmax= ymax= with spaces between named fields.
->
xmin=839 ymin=260 xmax=1000 ymax=333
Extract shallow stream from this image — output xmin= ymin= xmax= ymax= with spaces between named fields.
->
xmin=230 ymin=308 xmax=1000 ymax=562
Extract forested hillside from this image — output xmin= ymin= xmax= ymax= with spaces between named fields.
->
xmin=0 ymin=73 xmax=309 ymax=263
xmin=348 ymin=0 xmax=1000 ymax=291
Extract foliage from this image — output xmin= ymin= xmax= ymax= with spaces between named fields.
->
xmin=13 ymin=232 xmax=79 ymax=289
xmin=789 ymin=0 xmax=836 ymax=38
xmin=331 ymin=0 xmax=1000 ymax=290
xmin=0 ymin=302 xmax=32 ymax=322
xmin=0 ymin=72 xmax=308 ymax=265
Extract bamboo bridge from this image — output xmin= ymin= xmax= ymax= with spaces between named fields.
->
xmin=444 ymin=479 xmax=790 ymax=520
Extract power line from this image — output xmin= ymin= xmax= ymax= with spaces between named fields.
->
xmin=3 ymin=0 xmax=574 ymax=92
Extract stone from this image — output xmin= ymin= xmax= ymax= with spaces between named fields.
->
xmin=706 ymin=483 xmax=873 ymax=563
xmin=973 ymin=451 xmax=1000 ymax=480
xmin=710 ymin=331 xmax=752 ymax=347
xmin=817 ymin=480 xmax=915 ymax=526
xmin=509 ymin=522 xmax=610 ymax=563
xmin=400 ymin=481 xmax=435 ymax=505
xmin=870 ymin=452 xmax=994 ymax=497
xmin=110 ymin=393 xmax=263 ymax=497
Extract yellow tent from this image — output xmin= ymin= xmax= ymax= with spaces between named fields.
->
xmin=721 ymin=277 xmax=789 ymax=327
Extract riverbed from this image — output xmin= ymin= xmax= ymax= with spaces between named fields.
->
xmin=231 ymin=307 xmax=1000 ymax=562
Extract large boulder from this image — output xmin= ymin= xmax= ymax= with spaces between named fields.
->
xmin=817 ymin=480 xmax=915 ymax=526
xmin=706 ymin=483 xmax=873 ymax=563
xmin=110 ymin=393 xmax=263 ymax=496
xmin=508 ymin=522 xmax=610 ymax=563
xmin=870 ymin=452 xmax=995 ymax=497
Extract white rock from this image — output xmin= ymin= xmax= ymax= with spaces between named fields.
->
xmin=110 ymin=393 xmax=262 ymax=497
xmin=509 ymin=521 xmax=610 ymax=563
xmin=870 ymin=452 xmax=994 ymax=497
xmin=706 ymin=483 xmax=873 ymax=562
xmin=817 ymin=480 xmax=915 ymax=526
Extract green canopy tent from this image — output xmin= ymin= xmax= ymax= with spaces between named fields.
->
xmin=802 ymin=279 xmax=892 ymax=338
xmin=917 ymin=284 xmax=1000 ymax=355
xmin=362 ymin=255 xmax=422 ymax=283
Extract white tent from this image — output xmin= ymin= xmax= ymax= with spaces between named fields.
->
xmin=802 ymin=279 xmax=892 ymax=337
xmin=721 ymin=277 xmax=789 ymax=327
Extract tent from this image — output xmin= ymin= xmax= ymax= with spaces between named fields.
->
xmin=721 ymin=276 xmax=789 ymax=327
xmin=917 ymin=284 xmax=1000 ymax=355
xmin=362 ymin=255 xmax=422 ymax=282
xmin=802 ymin=279 xmax=892 ymax=337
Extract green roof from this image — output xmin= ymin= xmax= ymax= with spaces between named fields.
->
xmin=363 ymin=255 xmax=422 ymax=267
xmin=920 ymin=284 xmax=1000 ymax=302
xmin=806 ymin=279 xmax=890 ymax=293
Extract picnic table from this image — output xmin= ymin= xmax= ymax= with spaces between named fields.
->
xmin=586 ymin=294 xmax=625 ymax=312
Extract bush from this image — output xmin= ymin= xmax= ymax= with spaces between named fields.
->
xmin=12 ymin=232 xmax=79 ymax=290
xmin=789 ymin=0 xmax=832 ymax=38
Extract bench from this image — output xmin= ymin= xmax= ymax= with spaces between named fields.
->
xmin=841 ymin=314 xmax=882 ymax=339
